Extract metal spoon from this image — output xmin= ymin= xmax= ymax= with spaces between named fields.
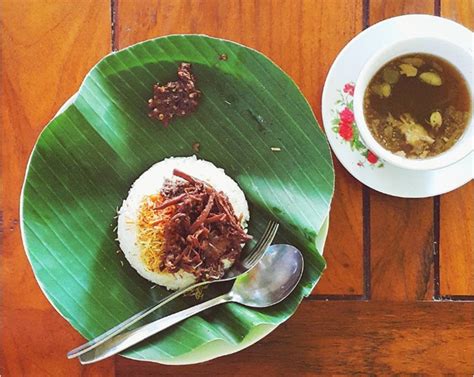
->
xmin=78 ymin=244 xmax=304 ymax=364
xmin=68 ymin=221 xmax=278 ymax=360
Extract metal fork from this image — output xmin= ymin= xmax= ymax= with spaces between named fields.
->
xmin=67 ymin=220 xmax=279 ymax=359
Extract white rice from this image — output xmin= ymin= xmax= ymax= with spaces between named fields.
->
xmin=117 ymin=156 xmax=249 ymax=290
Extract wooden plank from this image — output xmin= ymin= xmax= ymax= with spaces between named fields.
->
xmin=115 ymin=300 xmax=474 ymax=375
xmin=368 ymin=0 xmax=436 ymax=301
xmin=439 ymin=0 xmax=474 ymax=296
xmin=439 ymin=177 xmax=474 ymax=296
xmin=117 ymin=0 xmax=364 ymax=295
xmin=441 ymin=0 xmax=474 ymax=26
xmin=319 ymin=161 xmax=364 ymax=295
xmin=0 ymin=0 xmax=114 ymax=375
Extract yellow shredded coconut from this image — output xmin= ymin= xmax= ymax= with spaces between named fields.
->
xmin=136 ymin=193 xmax=174 ymax=273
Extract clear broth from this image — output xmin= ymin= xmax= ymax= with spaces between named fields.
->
xmin=363 ymin=53 xmax=471 ymax=158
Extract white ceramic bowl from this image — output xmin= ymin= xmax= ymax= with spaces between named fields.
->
xmin=354 ymin=36 xmax=474 ymax=171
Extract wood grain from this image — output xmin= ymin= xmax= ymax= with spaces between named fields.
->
xmin=115 ymin=300 xmax=474 ymax=375
xmin=117 ymin=0 xmax=365 ymax=296
xmin=440 ymin=183 xmax=474 ymax=296
xmin=2 ymin=0 xmax=473 ymax=375
xmin=441 ymin=0 xmax=474 ymax=26
xmin=368 ymin=0 xmax=436 ymax=301
xmin=439 ymin=0 xmax=474 ymax=296
xmin=370 ymin=195 xmax=435 ymax=300
xmin=0 ymin=0 xmax=114 ymax=375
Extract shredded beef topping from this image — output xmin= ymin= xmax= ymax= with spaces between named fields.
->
xmin=147 ymin=63 xmax=201 ymax=127
xmin=158 ymin=169 xmax=251 ymax=280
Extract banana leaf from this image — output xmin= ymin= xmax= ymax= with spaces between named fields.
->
xmin=21 ymin=35 xmax=334 ymax=364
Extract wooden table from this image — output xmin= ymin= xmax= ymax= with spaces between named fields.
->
xmin=1 ymin=0 xmax=473 ymax=375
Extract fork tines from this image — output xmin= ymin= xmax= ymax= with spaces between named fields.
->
xmin=242 ymin=220 xmax=279 ymax=268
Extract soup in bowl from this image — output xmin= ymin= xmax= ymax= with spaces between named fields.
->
xmin=354 ymin=36 xmax=473 ymax=171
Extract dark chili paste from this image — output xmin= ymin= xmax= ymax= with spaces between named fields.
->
xmin=148 ymin=63 xmax=201 ymax=127
xmin=158 ymin=169 xmax=251 ymax=280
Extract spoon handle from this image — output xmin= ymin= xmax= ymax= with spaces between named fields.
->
xmin=78 ymin=293 xmax=232 ymax=364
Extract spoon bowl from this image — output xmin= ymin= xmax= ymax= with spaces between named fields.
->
xmin=231 ymin=244 xmax=304 ymax=307
xmin=78 ymin=244 xmax=304 ymax=364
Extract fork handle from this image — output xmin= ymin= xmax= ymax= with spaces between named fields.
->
xmin=68 ymin=221 xmax=277 ymax=360
xmin=78 ymin=293 xmax=233 ymax=364
xmin=67 ymin=281 xmax=209 ymax=359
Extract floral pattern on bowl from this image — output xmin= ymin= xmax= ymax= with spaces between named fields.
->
xmin=331 ymin=83 xmax=384 ymax=168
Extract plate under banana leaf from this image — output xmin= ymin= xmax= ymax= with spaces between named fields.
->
xmin=20 ymin=35 xmax=334 ymax=364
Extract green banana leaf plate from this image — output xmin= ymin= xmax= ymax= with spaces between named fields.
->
xmin=20 ymin=35 xmax=334 ymax=364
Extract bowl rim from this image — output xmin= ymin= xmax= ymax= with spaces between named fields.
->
xmin=353 ymin=35 xmax=474 ymax=171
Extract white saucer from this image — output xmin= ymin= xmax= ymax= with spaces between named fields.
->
xmin=322 ymin=15 xmax=473 ymax=198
